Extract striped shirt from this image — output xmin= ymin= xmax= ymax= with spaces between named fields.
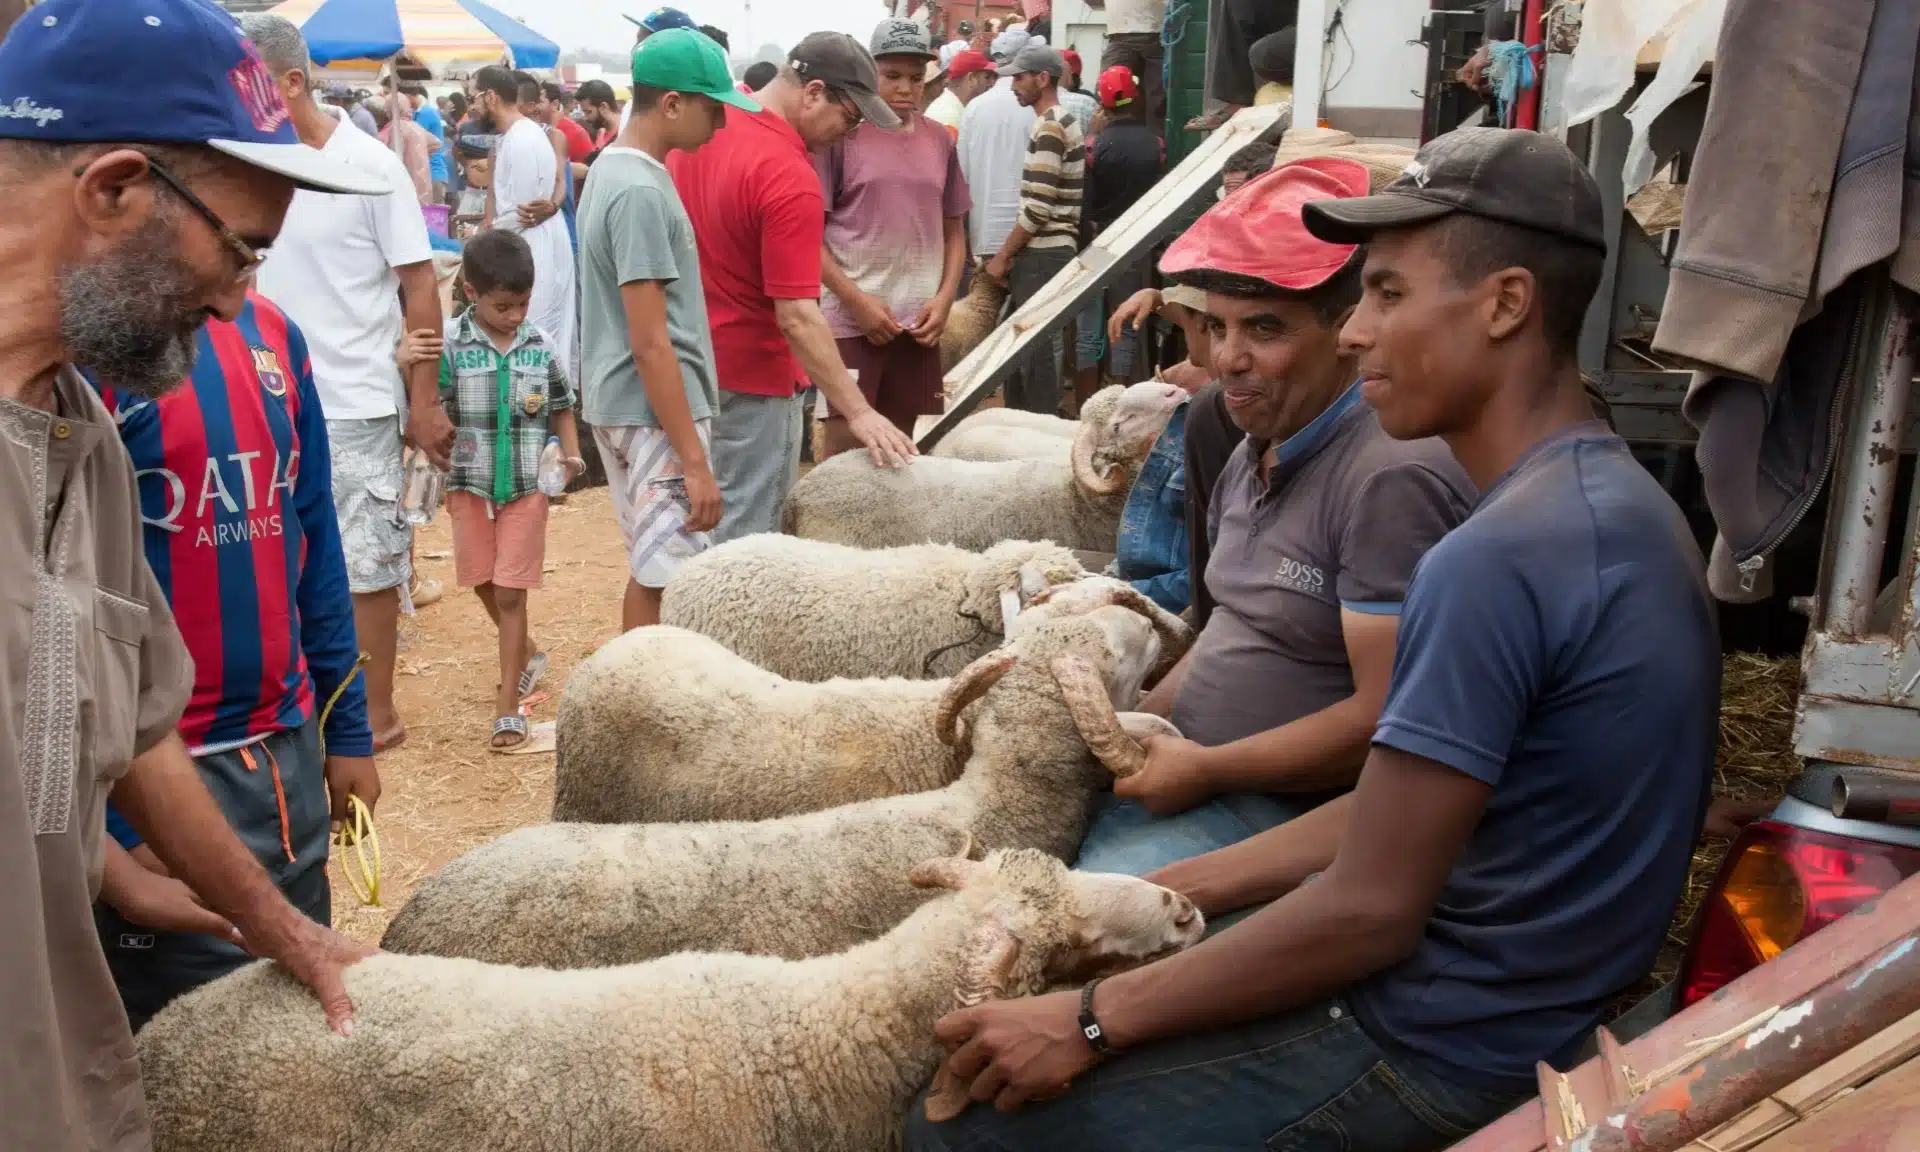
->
xmin=1017 ymin=105 xmax=1086 ymax=250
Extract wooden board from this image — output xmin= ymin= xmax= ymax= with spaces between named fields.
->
xmin=1746 ymin=1053 xmax=1920 ymax=1152
xmin=917 ymin=103 xmax=1291 ymax=452
xmin=1683 ymin=1008 xmax=1920 ymax=1150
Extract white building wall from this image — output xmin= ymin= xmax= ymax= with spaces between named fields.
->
xmin=1298 ymin=0 xmax=1427 ymax=141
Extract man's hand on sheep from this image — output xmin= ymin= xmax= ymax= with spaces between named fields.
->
xmin=847 ymin=407 xmax=919 ymax=469
xmin=907 ymin=293 xmax=955 ymax=347
xmin=934 ymin=989 xmax=1098 ymax=1112
xmin=256 ymin=915 xmax=379 ymax=1038
xmin=1111 ymin=733 xmax=1216 ymax=816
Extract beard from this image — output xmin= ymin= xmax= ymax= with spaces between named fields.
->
xmin=59 ymin=207 xmax=207 ymax=399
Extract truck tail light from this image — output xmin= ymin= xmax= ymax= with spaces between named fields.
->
xmin=1677 ymin=820 xmax=1920 ymax=1010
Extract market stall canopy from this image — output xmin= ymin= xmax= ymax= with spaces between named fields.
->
xmin=266 ymin=0 xmax=559 ymax=73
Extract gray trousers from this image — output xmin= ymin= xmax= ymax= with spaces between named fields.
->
xmin=1005 ymin=245 xmax=1077 ymax=416
xmin=711 ymin=389 xmax=802 ymax=543
xmin=1210 ymin=0 xmax=1297 ymax=107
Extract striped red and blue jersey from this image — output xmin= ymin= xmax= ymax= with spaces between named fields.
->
xmin=94 ymin=294 xmax=371 ymax=763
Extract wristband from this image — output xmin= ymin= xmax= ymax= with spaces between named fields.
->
xmin=1079 ymin=977 xmax=1113 ymax=1056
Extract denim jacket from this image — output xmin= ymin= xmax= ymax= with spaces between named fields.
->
xmin=1113 ymin=398 xmax=1191 ymax=613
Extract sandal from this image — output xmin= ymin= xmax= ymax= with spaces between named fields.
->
xmin=1184 ymin=106 xmax=1239 ymax=133
xmin=491 ymin=714 xmax=529 ymax=750
xmin=518 ymin=651 xmax=549 ymax=700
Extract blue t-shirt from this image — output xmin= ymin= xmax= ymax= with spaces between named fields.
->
xmin=414 ymin=103 xmax=449 ymax=184
xmin=1349 ymin=424 xmax=1719 ymax=1092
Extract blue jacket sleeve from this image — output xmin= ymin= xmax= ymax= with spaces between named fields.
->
xmin=105 ymin=801 xmax=143 ymax=850
xmin=288 ymin=323 xmax=373 ymax=758
xmin=1129 ymin=568 xmax=1192 ymax=616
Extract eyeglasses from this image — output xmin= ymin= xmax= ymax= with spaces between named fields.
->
xmin=142 ymin=155 xmax=265 ymax=281
xmin=825 ymin=87 xmax=864 ymax=130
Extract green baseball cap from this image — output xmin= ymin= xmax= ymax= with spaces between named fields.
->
xmin=631 ymin=27 xmax=762 ymax=112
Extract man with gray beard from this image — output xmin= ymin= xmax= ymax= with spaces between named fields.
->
xmin=0 ymin=3 xmax=392 ymax=1149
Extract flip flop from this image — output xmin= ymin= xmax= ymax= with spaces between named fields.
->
xmin=518 ymin=651 xmax=549 ymax=699
xmin=497 ymin=720 xmax=557 ymax=756
xmin=490 ymin=714 xmax=529 ymax=750
xmin=1184 ymin=107 xmax=1237 ymax=133
xmin=373 ymin=728 xmax=408 ymax=755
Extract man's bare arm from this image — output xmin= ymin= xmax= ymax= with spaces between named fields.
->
xmin=396 ymin=260 xmax=454 ymax=468
xmin=1097 ymin=745 xmax=1491 ymax=1047
xmin=772 ymin=296 xmax=916 ymax=467
xmin=1146 ymin=793 xmax=1351 ymax=917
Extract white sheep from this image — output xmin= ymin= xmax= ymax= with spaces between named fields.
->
xmin=659 ymin=537 xmax=1192 ymax=682
xmin=657 ymin=536 xmax=1087 ymax=681
xmin=930 ymin=384 xmax=1125 ymax=463
xmin=556 ymin=578 xmax=1195 ymax=825
xmin=136 ymin=848 xmax=1203 ymax=1152
xmin=784 ymin=381 xmax=1186 ymax=552
xmin=381 ymin=607 xmax=1182 ymax=969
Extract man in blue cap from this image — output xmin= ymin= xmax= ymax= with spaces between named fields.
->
xmin=627 ymin=4 xmax=699 ymax=42
xmin=0 ymin=1 xmax=393 ymax=1147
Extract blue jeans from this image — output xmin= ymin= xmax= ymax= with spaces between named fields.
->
xmin=904 ymin=1000 xmax=1524 ymax=1151
xmin=1074 ymin=791 xmax=1305 ymax=932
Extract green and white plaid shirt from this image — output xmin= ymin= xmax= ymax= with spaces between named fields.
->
xmin=438 ymin=309 xmax=575 ymax=504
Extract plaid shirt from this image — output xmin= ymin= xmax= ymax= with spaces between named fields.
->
xmin=438 ymin=309 xmax=575 ymax=504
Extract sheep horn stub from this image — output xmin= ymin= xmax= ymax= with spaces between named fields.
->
xmin=925 ymin=921 xmax=1023 ymax=1122
xmin=1052 ymin=655 xmax=1149 ymax=777
xmin=1070 ymin=418 xmax=1125 ymax=495
xmin=935 ymin=652 xmax=1018 ymax=746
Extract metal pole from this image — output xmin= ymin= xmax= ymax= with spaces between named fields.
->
xmin=1823 ymin=280 xmax=1914 ymax=637
xmin=1571 ymin=928 xmax=1920 ymax=1152
xmin=1292 ymin=0 xmax=1328 ymax=130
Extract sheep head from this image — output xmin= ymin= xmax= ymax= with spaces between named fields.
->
xmin=1070 ymin=381 xmax=1188 ymax=497
xmin=1021 ymin=576 xmax=1194 ymax=678
xmin=964 ymin=540 xmax=1087 ymax=628
xmin=914 ymin=848 xmax=1204 ymax=1122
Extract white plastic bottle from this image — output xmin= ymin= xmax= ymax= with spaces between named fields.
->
xmin=400 ymin=446 xmax=443 ymax=526
xmin=537 ymin=436 xmax=568 ymax=498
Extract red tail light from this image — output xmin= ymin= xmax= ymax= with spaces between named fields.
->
xmin=1677 ymin=820 xmax=1920 ymax=1010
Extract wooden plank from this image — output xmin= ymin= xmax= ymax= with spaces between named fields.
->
xmin=1745 ymin=1053 xmax=1920 ymax=1152
xmin=1683 ymin=1008 xmax=1920 ymax=1151
xmin=1448 ymin=871 xmax=1920 ymax=1152
xmin=917 ymin=103 xmax=1291 ymax=451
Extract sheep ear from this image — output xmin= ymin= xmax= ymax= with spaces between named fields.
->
xmin=1016 ymin=560 xmax=1054 ymax=603
xmin=910 ymin=853 xmax=981 ymax=890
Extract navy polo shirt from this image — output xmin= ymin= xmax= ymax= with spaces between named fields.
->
xmin=1349 ymin=424 xmax=1720 ymax=1091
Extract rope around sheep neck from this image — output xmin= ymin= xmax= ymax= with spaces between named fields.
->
xmin=922 ymin=610 xmax=994 ymax=677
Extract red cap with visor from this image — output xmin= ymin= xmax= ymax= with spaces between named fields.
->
xmin=1061 ymin=48 xmax=1083 ymax=77
xmin=1097 ymin=65 xmax=1140 ymax=109
xmin=947 ymin=49 xmax=994 ymax=79
xmin=1160 ymin=157 xmax=1370 ymax=291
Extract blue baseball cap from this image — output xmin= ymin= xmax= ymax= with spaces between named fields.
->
xmin=625 ymin=7 xmax=699 ymax=33
xmin=0 ymin=0 xmax=387 ymax=195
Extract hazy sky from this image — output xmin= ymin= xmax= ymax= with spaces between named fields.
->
xmin=485 ymin=0 xmax=897 ymax=58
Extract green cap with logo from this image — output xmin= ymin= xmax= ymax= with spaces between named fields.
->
xmin=631 ymin=27 xmax=762 ymax=112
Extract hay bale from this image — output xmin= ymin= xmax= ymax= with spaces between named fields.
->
xmin=940 ymin=274 xmax=1009 ymax=375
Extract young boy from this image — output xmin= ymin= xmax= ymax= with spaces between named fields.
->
xmin=438 ymin=229 xmax=584 ymax=749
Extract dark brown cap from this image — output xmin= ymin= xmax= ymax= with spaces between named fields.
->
xmin=1301 ymin=127 xmax=1606 ymax=251
xmin=788 ymin=31 xmax=903 ymax=130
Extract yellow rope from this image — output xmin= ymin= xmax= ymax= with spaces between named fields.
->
xmin=322 ymin=655 xmax=381 ymax=906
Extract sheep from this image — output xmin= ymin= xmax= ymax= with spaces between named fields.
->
xmin=381 ymin=606 xmax=1183 ymax=969
xmin=930 ymin=384 xmax=1125 ymax=463
xmin=659 ymin=536 xmax=1193 ymax=682
xmin=136 ymin=848 xmax=1203 ymax=1152
xmin=784 ymin=380 xmax=1186 ymax=552
xmin=658 ymin=536 xmax=1088 ymax=682
xmin=939 ymin=272 xmax=1010 ymax=372
xmin=555 ymin=579 xmax=1194 ymax=825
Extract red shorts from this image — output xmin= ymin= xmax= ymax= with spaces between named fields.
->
xmin=447 ymin=491 xmax=549 ymax=590
xmin=828 ymin=335 xmax=945 ymax=429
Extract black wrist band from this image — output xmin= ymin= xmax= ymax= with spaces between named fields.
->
xmin=1079 ymin=977 xmax=1112 ymax=1056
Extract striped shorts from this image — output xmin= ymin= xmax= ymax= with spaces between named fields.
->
xmin=595 ymin=421 xmax=713 ymax=589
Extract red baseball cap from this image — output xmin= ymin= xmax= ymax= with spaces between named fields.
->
xmin=1061 ymin=49 xmax=1083 ymax=77
xmin=1160 ymin=157 xmax=1370 ymax=291
xmin=1097 ymin=65 xmax=1140 ymax=109
xmin=947 ymin=49 xmax=994 ymax=79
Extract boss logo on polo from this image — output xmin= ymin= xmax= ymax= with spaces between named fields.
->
xmin=1272 ymin=556 xmax=1326 ymax=594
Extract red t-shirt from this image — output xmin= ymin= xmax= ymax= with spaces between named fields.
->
xmin=557 ymin=115 xmax=595 ymax=163
xmin=667 ymin=107 xmax=825 ymax=398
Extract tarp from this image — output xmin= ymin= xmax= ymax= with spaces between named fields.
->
xmin=266 ymin=0 xmax=558 ymax=72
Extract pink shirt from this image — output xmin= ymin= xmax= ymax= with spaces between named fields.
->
xmin=813 ymin=112 xmax=972 ymax=340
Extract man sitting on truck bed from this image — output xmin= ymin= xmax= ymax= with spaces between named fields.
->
xmin=1073 ymin=158 xmax=1473 ymax=887
xmin=907 ymin=128 xmax=1720 ymax=1152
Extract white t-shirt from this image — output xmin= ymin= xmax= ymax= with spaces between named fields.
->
xmin=255 ymin=116 xmax=431 ymax=421
xmin=956 ymin=77 xmax=1036 ymax=258
xmin=926 ymin=88 xmax=964 ymax=131
xmin=1105 ymin=0 xmax=1167 ymax=35
xmin=489 ymin=117 xmax=577 ymax=370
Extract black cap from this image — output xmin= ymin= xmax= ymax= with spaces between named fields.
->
xmin=1301 ymin=127 xmax=1606 ymax=251
xmin=788 ymin=31 xmax=903 ymax=130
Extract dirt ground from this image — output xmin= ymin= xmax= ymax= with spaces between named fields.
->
xmin=327 ymin=487 xmax=628 ymax=945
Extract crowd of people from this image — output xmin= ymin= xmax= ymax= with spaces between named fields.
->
xmin=3 ymin=0 xmax=1739 ymax=1150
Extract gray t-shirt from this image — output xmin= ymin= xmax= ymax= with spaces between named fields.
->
xmin=576 ymin=147 xmax=719 ymax=428
xmin=1172 ymin=389 xmax=1475 ymax=750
